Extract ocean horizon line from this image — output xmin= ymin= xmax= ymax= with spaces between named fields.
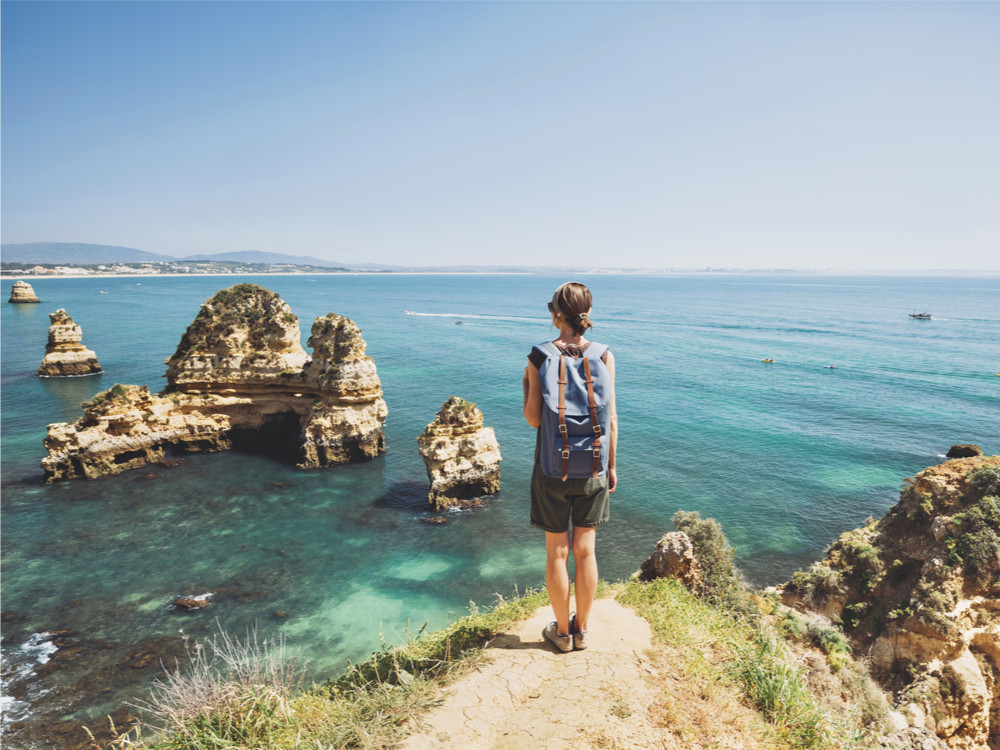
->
xmin=4 ymin=268 xmax=1000 ymax=282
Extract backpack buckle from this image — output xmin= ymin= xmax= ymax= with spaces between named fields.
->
xmin=558 ymin=424 xmax=568 ymax=437
xmin=593 ymin=446 xmax=601 ymax=459
xmin=561 ymin=448 xmax=570 ymax=460
xmin=593 ymin=425 xmax=603 ymax=437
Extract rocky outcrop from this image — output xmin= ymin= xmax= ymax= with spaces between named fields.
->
xmin=416 ymin=397 xmax=501 ymax=510
xmin=9 ymin=280 xmax=40 ymax=303
xmin=163 ymin=284 xmax=309 ymax=386
xmin=876 ymin=727 xmax=951 ymax=750
xmin=41 ymin=284 xmax=387 ymax=482
xmin=781 ymin=456 xmax=1000 ymax=750
xmin=298 ymin=314 xmax=387 ymax=467
xmin=37 ymin=309 xmax=102 ymax=377
xmin=42 ymin=384 xmax=232 ymax=479
xmin=634 ymin=531 xmax=703 ymax=590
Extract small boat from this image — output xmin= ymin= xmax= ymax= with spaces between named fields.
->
xmin=909 ymin=312 xmax=932 ymax=319
xmin=825 ymin=365 xmax=836 ymax=369
xmin=99 ymin=291 xmax=108 ymax=294
xmin=761 ymin=358 xmax=774 ymax=363
xmin=405 ymin=310 xmax=415 ymax=315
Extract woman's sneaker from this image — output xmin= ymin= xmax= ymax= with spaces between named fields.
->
xmin=543 ymin=621 xmax=573 ymax=653
xmin=569 ymin=614 xmax=588 ymax=650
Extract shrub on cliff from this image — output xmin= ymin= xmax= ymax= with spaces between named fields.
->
xmin=82 ymin=383 xmax=139 ymax=410
xmin=948 ymin=471 xmax=1000 ymax=581
xmin=169 ymin=284 xmax=293 ymax=360
xmin=208 ymin=282 xmax=267 ymax=307
xmin=968 ymin=465 xmax=1000 ymax=496
xmin=790 ymin=562 xmax=843 ymax=604
xmin=672 ymin=510 xmax=751 ymax=613
xmin=113 ymin=625 xmax=304 ymax=749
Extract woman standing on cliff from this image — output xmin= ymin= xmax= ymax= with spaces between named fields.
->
xmin=522 ymin=282 xmax=617 ymax=652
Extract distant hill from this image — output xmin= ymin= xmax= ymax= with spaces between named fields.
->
xmin=180 ymin=250 xmax=347 ymax=268
xmin=0 ymin=243 xmax=354 ymax=268
xmin=1 ymin=242 xmax=175 ymax=264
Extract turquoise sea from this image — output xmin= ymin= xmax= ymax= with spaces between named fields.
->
xmin=2 ymin=273 xmax=998 ymax=743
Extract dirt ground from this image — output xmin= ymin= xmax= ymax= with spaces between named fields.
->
xmin=400 ymin=596 xmax=768 ymax=750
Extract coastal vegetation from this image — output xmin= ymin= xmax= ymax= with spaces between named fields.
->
xmin=84 ymin=514 xmax=890 ymax=750
xmin=82 ymin=383 xmax=135 ymax=410
xmin=950 ymin=466 xmax=1000 ymax=579
xmin=780 ymin=456 xmax=1000 ymax=748
xmin=419 ymin=396 xmax=478 ymax=437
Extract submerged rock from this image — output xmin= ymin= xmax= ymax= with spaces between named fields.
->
xmin=173 ymin=594 xmax=213 ymax=611
xmin=37 ymin=309 xmax=102 ymax=377
xmin=781 ymin=455 xmax=1000 ymax=750
xmin=41 ymin=284 xmax=387 ymax=482
xmin=9 ymin=280 xmax=40 ymax=303
xmin=416 ymin=396 xmax=501 ymax=510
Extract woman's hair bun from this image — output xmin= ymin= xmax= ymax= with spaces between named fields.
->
xmin=551 ymin=282 xmax=594 ymax=335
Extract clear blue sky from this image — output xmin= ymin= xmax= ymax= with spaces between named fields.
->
xmin=2 ymin=1 xmax=997 ymax=269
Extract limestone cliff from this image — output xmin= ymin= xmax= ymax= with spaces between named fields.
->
xmin=9 ymin=280 xmax=40 ymax=303
xmin=164 ymin=284 xmax=308 ymax=387
xmin=416 ymin=397 xmax=501 ymax=510
xmin=781 ymin=456 xmax=1000 ymax=750
xmin=298 ymin=313 xmax=388 ymax=467
xmin=37 ymin=309 xmax=102 ymax=377
xmin=42 ymin=284 xmax=387 ymax=482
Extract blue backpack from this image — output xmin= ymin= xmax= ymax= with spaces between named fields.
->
xmin=534 ymin=341 xmax=612 ymax=480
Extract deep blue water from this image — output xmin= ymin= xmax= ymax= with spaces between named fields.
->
xmin=2 ymin=273 xmax=998 ymax=739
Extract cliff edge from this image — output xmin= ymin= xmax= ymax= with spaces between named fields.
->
xmin=782 ymin=455 xmax=1000 ymax=750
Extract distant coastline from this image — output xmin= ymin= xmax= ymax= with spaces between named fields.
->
xmin=0 ymin=271 xmax=541 ymax=281
xmin=4 ymin=269 xmax=1000 ymax=282
xmin=4 ymin=243 xmax=997 ymax=277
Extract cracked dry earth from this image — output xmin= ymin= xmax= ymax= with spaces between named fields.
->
xmin=401 ymin=597 xmax=689 ymax=750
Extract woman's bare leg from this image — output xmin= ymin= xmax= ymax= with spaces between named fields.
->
xmin=545 ymin=530 xmax=572 ymax=634
xmin=572 ymin=526 xmax=598 ymax=631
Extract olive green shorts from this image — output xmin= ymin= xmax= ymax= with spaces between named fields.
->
xmin=530 ymin=462 xmax=610 ymax=533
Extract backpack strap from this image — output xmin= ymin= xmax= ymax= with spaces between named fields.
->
xmin=558 ymin=354 xmax=570 ymax=481
xmin=583 ymin=357 xmax=603 ymax=478
xmin=536 ymin=341 xmax=559 ymax=356
xmin=584 ymin=342 xmax=608 ymax=363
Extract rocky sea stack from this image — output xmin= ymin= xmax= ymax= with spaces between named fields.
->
xmin=42 ymin=284 xmax=387 ymax=481
xmin=781 ymin=455 xmax=1000 ymax=750
xmin=9 ymin=280 xmax=41 ymax=303
xmin=417 ymin=396 xmax=501 ymax=510
xmin=37 ymin=309 xmax=102 ymax=377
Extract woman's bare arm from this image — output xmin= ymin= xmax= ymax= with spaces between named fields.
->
xmin=522 ymin=364 xmax=542 ymax=428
